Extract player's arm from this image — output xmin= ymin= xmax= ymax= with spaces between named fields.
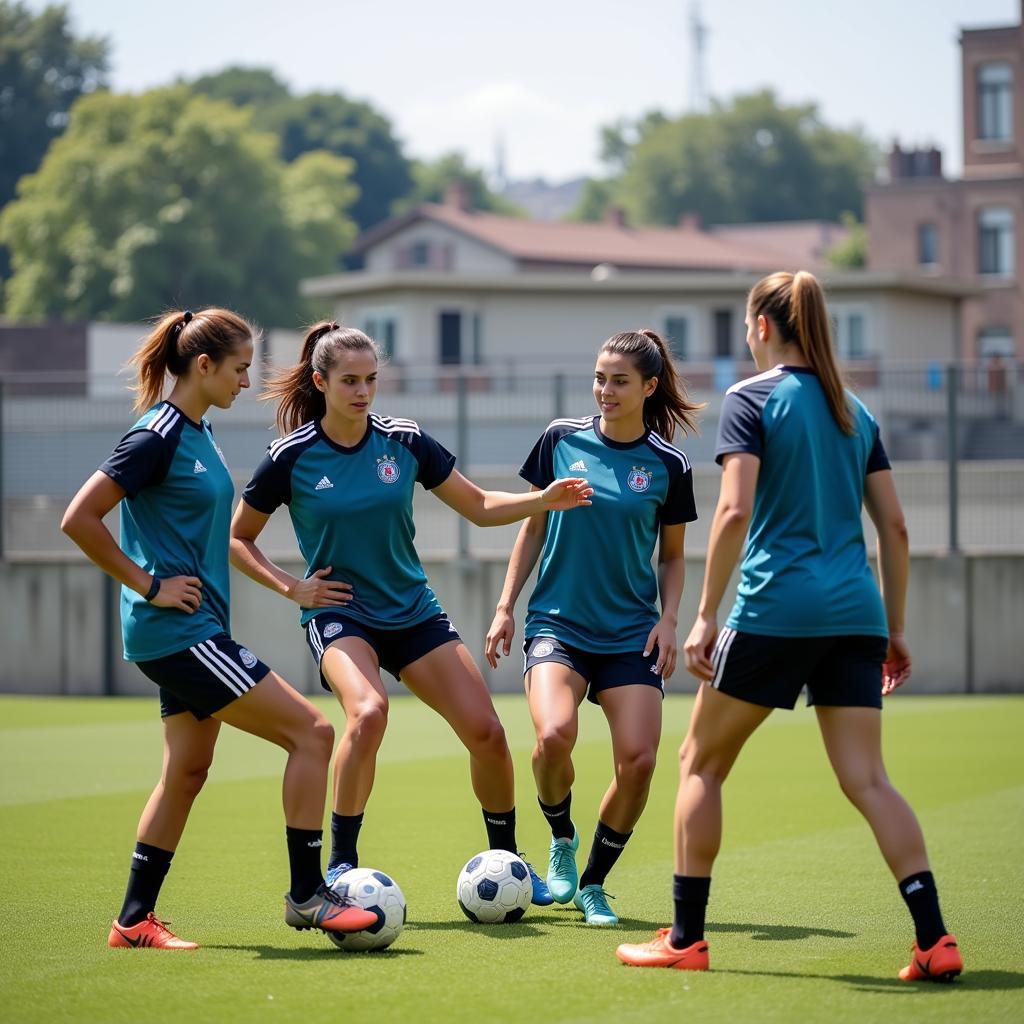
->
xmin=644 ymin=522 xmax=687 ymax=677
xmin=683 ymin=452 xmax=760 ymax=681
xmin=61 ymin=471 xmax=202 ymax=613
xmin=431 ymin=469 xmax=592 ymax=527
xmin=229 ymin=499 xmax=352 ymax=608
xmin=864 ymin=469 xmax=911 ymax=693
xmin=484 ymin=495 xmax=548 ymax=667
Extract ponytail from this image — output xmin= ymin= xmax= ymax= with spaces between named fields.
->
xmin=263 ymin=321 xmax=381 ymax=434
xmin=748 ymin=270 xmax=854 ymax=435
xmin=600 ymin=329 xmax=703 ymax=440
xmin=128 ymin=307 xmax=255 ymax=413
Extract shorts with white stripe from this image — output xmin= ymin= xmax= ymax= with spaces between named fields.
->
xmin=136 ymin=632 xmax=271 ymax=719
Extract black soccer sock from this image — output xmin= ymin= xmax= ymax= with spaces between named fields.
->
xmin=578 ymin=820 xmax=632 ymax=890
xmin=482 ymin=807 xmax=517 ymax=854
xmin=329 ymin=812 xmax=363 ymax=872
xmin=669 ymin=874 xmax=711 ymax=948
xmin=898 ymin=870 xmax=948 ymax=950
xmin=117 ymin=842 xmax=174 ymax=927
xmin=538 ymin=792 xmax=575 ymax=841
xmin=285 ymin=827 xmax=325 ymax=903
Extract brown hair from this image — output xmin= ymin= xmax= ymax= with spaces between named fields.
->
xmin=747 ymin=270 xmax=854 ymax=434
xmin=263 ymin=321 xmax=381 ymax=434
xmin=128 ymin=308 xmax=255 ymax=413
xmin=600 ymin=329 xmax=703 ymax=440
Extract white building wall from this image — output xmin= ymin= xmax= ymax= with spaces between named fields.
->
xmin=365 ymin=222 xmax=516 ymax=275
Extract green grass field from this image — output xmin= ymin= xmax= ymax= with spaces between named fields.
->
xmin=2 ymin=693 xmax=1022 ymax=1023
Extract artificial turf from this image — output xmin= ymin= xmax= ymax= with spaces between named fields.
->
xmin=1 ymin=693 xmax=1021 ymax=1023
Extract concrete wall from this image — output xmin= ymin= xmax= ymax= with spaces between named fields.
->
xmin=2 ymin=553 xmax=1020 ymax=698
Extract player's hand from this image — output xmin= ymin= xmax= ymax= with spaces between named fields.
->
xmin=484 ymin=608 xmax=515 ymax=669
xmin=287 ymin=567 xmax=353 ymax=608
xmin=882 ymin=632 xmax=912 ymax=695
xmin=151 ymin=575 xmax=202 ymax=614
xmin=683 ymin=614 xmax=718 ymax=681
xmin=644 ymin=616 xmax=678 ymax=678
xmin=541 ymin=478 xmax=593 ymax=511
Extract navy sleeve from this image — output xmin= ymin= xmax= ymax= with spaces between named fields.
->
xmin=715 ymin=389 xmax=765 ymax=465
xmin=99 ymin=429 xmax=174 ymax=499
xmin=661 ymin=467 xmax=698 ymax=525
xmin=519 ymin=429 xmax=558 ymax=489
xmin=242 ymin=452 xmax=293 ymax=513
xmin=412 ymin=430 xmax=456 ymax=490
xmin=866 ymin=425 xmax=891 ymax=475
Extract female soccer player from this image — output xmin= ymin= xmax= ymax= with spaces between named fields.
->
xmin=615 ymin=271 xmax=962 ymax=980
xmin=485 ymin=329 xmax=701 ymax=926
xmin=229 ymin=322 xmax=591 ymax=900
xmin=62 ymin=309 xmax=378 ymax=951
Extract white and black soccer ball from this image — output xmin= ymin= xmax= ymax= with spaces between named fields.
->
xmin=328 ymin=867 xmax=406 ymax=951
xmin=456 ymin=850 xmax=532 ymax=924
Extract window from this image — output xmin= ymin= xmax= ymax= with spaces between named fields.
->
xmin=439 ymin=311 xmax=462 ymax=364
xmin=663 ymin=316 xmax=691 ymax=360
xmin=917 ymin=223 xmax=938 ymax=267
xmin=713 ymin=309 xmax=733 ymax=358
xmin=831 ymin=306 xmax=871 ymax=360
xmin=410 ymin=240 xmax=431 ymax=267
xmin=360 ymin=308 xmax=399 ymax=360
xmin=978 ymin=206 xmax=1015 ymax=277
xmin=977 ymin=62 xmax=1013 ymax=141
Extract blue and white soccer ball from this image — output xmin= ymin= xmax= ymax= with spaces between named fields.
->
xmin=328 ymin=867 xmax=407 ymax=951
xmin=456 ymin=850 xmax=532 ymax=924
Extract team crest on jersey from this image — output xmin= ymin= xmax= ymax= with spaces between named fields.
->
xmin=627 ymin=466 xmax=652 ymax=493
xmin=238 ymin=647 xmax=258 ymax=669
xmin=323 ymin=622 xmax=344 ymax=639
xmin=532 ymin=640 xmax=556 ymax=658
xmin=376 ymin=454 xmax=400 ymax=484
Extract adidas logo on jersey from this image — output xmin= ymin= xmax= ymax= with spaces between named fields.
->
xmin=315 ymin=476 xmax=334 ymax=491
xmin=568 ymin=460 xmax=588 ymax=472
xmin=193 ymin=460 xmax=207 ymax=474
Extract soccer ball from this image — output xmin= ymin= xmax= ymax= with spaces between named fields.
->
xmin=456 ymin=850 xmax=532 ymax=924
xmin=327 ymin=867 xmax=407 ymax=951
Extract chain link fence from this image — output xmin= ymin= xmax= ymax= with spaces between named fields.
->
xmin=2 ymin=360 xmax=1022 ymax=562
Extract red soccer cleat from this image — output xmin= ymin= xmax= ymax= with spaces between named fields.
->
xmin=616 ymin=928 xmax=709 ymax=970
xmin=899 ymin=934 xmax=963 ymax=982
xmin=108 ymin=913 xmax=198 ymax=950
xmin=284 ymin=883 xmax=380 ymax=933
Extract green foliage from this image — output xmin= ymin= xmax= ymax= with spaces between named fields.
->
xmin=0 ymin=1 xmax=109 ymax=208
xmin=566 ymin=177 xmax=616 ymax=222
xmin=0 ymin=86 xmax=357 ymax=325
xmin=188 ymin=65 xmax=290 ymax=107
xmin=582 ymin=91 xmax=878 ymax=227
xmin=396 ymin=152 xmax=523 ymax=216
xmin=827 ymin=211 xmax=869 ymax=269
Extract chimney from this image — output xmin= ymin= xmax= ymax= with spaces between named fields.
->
xmin=678 ymin=211 xmax=702 ymax=231
xmin=443 ymin=180 xmax=472 ymax=213
xmin=888 ymin=140 xmax=904 ymax=181
xmin=605 ymin=206 xmax=628 ymax=228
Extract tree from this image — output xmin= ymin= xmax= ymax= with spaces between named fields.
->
xmin=827 ymin=212 xmax=868 ymax=269
xmin=577 ymin=91 xmax=877 ymax=227
xmin=189 ymin=66 xmax=290 ymax=108
xmin=0 ymin=1 xmax=109 ymax=208
xmin=395 ymin=152 xmax=523 ymax=216
xmin=0 ymin=86 xmax=358 ymax=325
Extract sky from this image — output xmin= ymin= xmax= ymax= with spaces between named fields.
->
xmin=35 ymin=0 xmax=1022 ymax=182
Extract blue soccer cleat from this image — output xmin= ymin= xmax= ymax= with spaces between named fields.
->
xmin=325 ymin=862 xmax=353 ymax=889
xmin=574 ymin=883 xmax=618 ymax=926
xmin=547 ymin=829 xmax=579 ymax=904
xmin=520 ymin=854 xmax=554 ymax=906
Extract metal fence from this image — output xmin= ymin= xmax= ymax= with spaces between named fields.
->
xmin=1 ymin=360 xmax=1022 ymax=561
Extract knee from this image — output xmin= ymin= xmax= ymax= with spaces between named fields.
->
xmin=346 ymin=701 xmax=389 ymax=748
xmin=306 ymin=712 xmax=336 ymax=762
xmin=837 ymin=767 xmax=890 ymax=808
xmin=617 ymin=747 xmax=657 ymax=791
xmin=165 ymin=760 xmax=212 ymax=802
xmin=534 ymin=723 xmax=574 ymax=765
xmin=469 ymin=713 xmax=509 ymax=761
xmin=678 ymin=740 xmax=725 ymax=786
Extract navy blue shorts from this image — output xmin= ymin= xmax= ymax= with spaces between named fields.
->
xmin=710 ymin=629 xmax=888 ymax=710
xmin=523 ymin=636 xmax=664 ymax=705
xmin=135 ymin=632 xmax=271 ymax=720
xmin=306 ymin=611 xmax=461 ymax=687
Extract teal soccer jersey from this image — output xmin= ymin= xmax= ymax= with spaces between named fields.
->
xmin=99 ymin=401 xmax=235 ymax=662
xmin=242 ymin=414 xmax=456 ymax=629
xmin=715 ymin=365 xmax=891 ymax=638
xmin=520 ymin=415 xmax=697 ymax=653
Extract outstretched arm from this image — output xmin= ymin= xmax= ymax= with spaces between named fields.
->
xmin=432 ymin=469 xmax=591 ymax=527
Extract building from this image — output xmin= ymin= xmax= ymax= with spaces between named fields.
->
xmin=866 ymin=1 xmax=1024 ymax=363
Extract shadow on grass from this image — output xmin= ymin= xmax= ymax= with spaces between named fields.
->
xmin=406 ymin=912 xmax=668 ymax=935
xmin=205 ymin=943 xmax=424 ymax=960
xmin=716 ymin=967 xmax=1024 ymax=994
xmin=706 ymin=921 xmax=856 ymax=941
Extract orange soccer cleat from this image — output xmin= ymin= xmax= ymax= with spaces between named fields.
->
xmin=898 ymin=934 xmax=963 ymax=982
xmin=616 ymin=928 xmax=709 ymax=971
xmin=284 ymin=882 xmax=380 ymax=933
xmin=108 ymin=913 xmax=198 ymax=950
